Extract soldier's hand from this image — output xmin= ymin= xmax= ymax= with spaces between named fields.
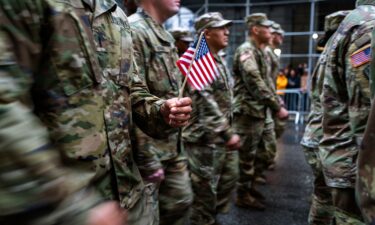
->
xmin=161 ymin=97 xmax=192 ymax=128
xmin=276 ymin=107 xmax=289 ymax=119
xmin=86 ymin=201 xmax=126 ymax=225
xmin=226 ymin=134 xmax=241 ymax=150
xmin=145 ymin=168 xmax=165 ymax=183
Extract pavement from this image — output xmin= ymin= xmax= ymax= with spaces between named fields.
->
xmin=217 ymin=123 xmax=313 ymax=225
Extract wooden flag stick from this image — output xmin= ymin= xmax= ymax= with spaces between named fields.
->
xmin=178 ymin=31 xmax=205 ymax=99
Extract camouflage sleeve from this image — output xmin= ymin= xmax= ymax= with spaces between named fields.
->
xmin=239 ymin=51 xmax=281 ymax=112
xmin=130 ymin=28 xmax=171 ymax=173
xmin=0 ymin=4 xmax=100 ymax=225
xmin=192 ymin=86 xmax=234 ymax=142
xmin=357 ymin=28 xmax=375 ymax=221
xmin=130 ymin=58 xmax=172 ymax=139
xmin=320 ymin=30 xmax=360 ymax=188
xmin=346 ymin=24 xmax=373 ymax=145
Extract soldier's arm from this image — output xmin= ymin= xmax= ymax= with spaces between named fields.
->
xmin=354 ymin=24 xmax=375 ymax=225
xmin=129 ymin=27 xmax=169 ymax=176
xmin=320 ymin=34 xmax=357 ymax=188
xmin=129 ymin=29 xmax=176 ymax=138
xmin=346 ymin=24 xmax=373 ymax=144
xmin=0 ymin=4 xmax=106 ymax=225
xmin=239 ymin=50 xmax=281 ymax=112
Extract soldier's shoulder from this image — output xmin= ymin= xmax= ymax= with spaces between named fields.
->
xmin=129 ymin=13 xmax=146 ymax=27
xmin=235 ymin=42 xmax=254 ymax=62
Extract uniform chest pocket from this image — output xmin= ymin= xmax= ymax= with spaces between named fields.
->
xmin=148 ymin=46 xmax=180 ymax=95
xmin=51 ymin=10 xmax=101 ymax=96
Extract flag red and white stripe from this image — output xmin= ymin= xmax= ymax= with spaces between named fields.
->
xmin=176 ymin=36 xmax=219 ymax=90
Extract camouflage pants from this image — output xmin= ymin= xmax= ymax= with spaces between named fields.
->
xmin=331 ymin=188 xmax=364 ymax=225
xmin=273 ymin=114 xmax=287 ymax=139
xmin=254 ymin=114 xmax=277 ymax=177
xmin=158 ymin=155 xmax=193 ymax=225
xmin=186 ymin=143 xmax=239 ymax=225
xmin=234 ymin=114 xmax=275 ymax=193
xmin=319 ymin=141 xmax=363 ymax=224
xmin=302 ymin=147 xmax=334 ymax=225
xmin=128 ymin=183 xmax=159 ymax=225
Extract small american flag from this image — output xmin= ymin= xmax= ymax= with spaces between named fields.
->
xmin=176 ymin=36 xmax=219 ymax=90
xmin=350 ymin=45 xmax=371 ymax=68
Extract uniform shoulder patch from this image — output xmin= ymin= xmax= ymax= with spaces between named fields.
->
xmin=350 ymin=44 xmax=371 ymax=68
xmin=240 ymin=51 xmax=252 ymax=62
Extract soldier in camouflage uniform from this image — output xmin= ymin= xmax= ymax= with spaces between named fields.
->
xmin=268 ymin=22 xmax=287 ymax=140
xmin=232 ymin=13 xmax=289 ymax=210
xmin=129 ymin=0 xmax=193 ymax=224
xmin=257 ymin=21 xmax=286 ymax=177
xmin=300 ymin=10 xmax=350 ymax=225
xmin=0 ymin=0 xmax=193 ymax=224
xmin=169 ymin=28 xmax=194 ymax=57
xmin=319 ymin=1 xmax=375 ymax=224
xmin=183 ymin=12 xmax=241 ymax=225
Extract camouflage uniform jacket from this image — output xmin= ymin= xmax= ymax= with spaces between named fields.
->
xmin=357 ymin=2 xmax=375 ymax=222
xmin=129 ymin=9 xmax=182 ymax=176
xmin=0 ymin=0 xmax=104 ymax=224
xmin=320 ymin=0 xmax=375 ymax=188
xmin=0 ymin=0 xmax=170 ymax=218
xmin=232 ymin=39 xmax=281 ymax=119
xmin=183 ymin=53 xmax=234 ymax=144
xmin=91 ymin=0 xmax=175 ymax=208
xmin=300 ymin=44 xmax=331 ymax=149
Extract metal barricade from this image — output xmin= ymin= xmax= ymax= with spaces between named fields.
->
xmin=277 ymin=89 xmax=310 ymax=124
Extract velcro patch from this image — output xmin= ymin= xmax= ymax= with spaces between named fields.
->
xmin=350 ymin=44 xmax=371 ymax=68
xmin=240 ymin=52 xmax=252 ymax=62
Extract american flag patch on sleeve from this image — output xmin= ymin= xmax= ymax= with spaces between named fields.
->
xmin=350 ymin=44 xmax=371 ymax=68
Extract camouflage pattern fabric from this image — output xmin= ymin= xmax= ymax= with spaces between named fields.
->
xmin=91 ymin=1 xmax=170 ymax=224
xmin=357 ymin=5 xmax=375 ymax=223
xmin=232 ymin=38 xmax=280 ymax=194
xmin=303 ymin=147 xmax=334 ymax=225
xmin=265 ymin=46 xmax=286 ymax=139
xmin=232 ymin=39 xmax=281 ymax=119
xmin=0 ymin=0 xmax=171 ymax=224
xmin=183 ymin=54 xmax=239 ymax=225
xmin=185 ymin=144 xmax=239 ymax=225
xmin=233 ymin=114 xmax=275 ymax=194
xmin=320 ymin=1 xmax=375 ymax=223
xmin=301 ymin=33 xmax=334 ymax=225
xmin=129 ymin=8 xmax=193 ymax=225
xmin=0 ymin=0 xmax=105 ymax=224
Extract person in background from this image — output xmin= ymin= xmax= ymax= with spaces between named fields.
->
xmin=183 ymin=12 xmax=241 ymax=225
xmin=276 ymin=70 xmax=288 ymax=94
xmin=266 ymin=23 xmax=288 ymax=144
xmin=129 ymin=0 xmax=193 ymax=224
xmin=232 ymin=13 xmax=288 ymax=210
xmin=286 ymin=68 xmax=300 ymax=89
xmin=300 ymin=10 xmax=350 ymax=225
xmin=169 ymin=27 xmax=194 ymax=56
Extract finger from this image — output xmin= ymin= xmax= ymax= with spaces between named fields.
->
xmin=175 ymin=97 xmax=192 ymax=106
xmin=169 ymin=112 xmax=190 ymax=119
xmin=170 ymin=106 xmax=192 ymax=114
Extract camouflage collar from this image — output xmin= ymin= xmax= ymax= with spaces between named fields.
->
xmin=248 ymin=37 xmax=261 ymax=50
xmin=356 ymin=0 xmax=375 ymax=6
xmin=94 ymin=0 xmax=117 ymax=18
xmin=57 ymin=0 xmax=85 ymax=9
xmin=138 ymin=8 xmax=174 ymax=44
